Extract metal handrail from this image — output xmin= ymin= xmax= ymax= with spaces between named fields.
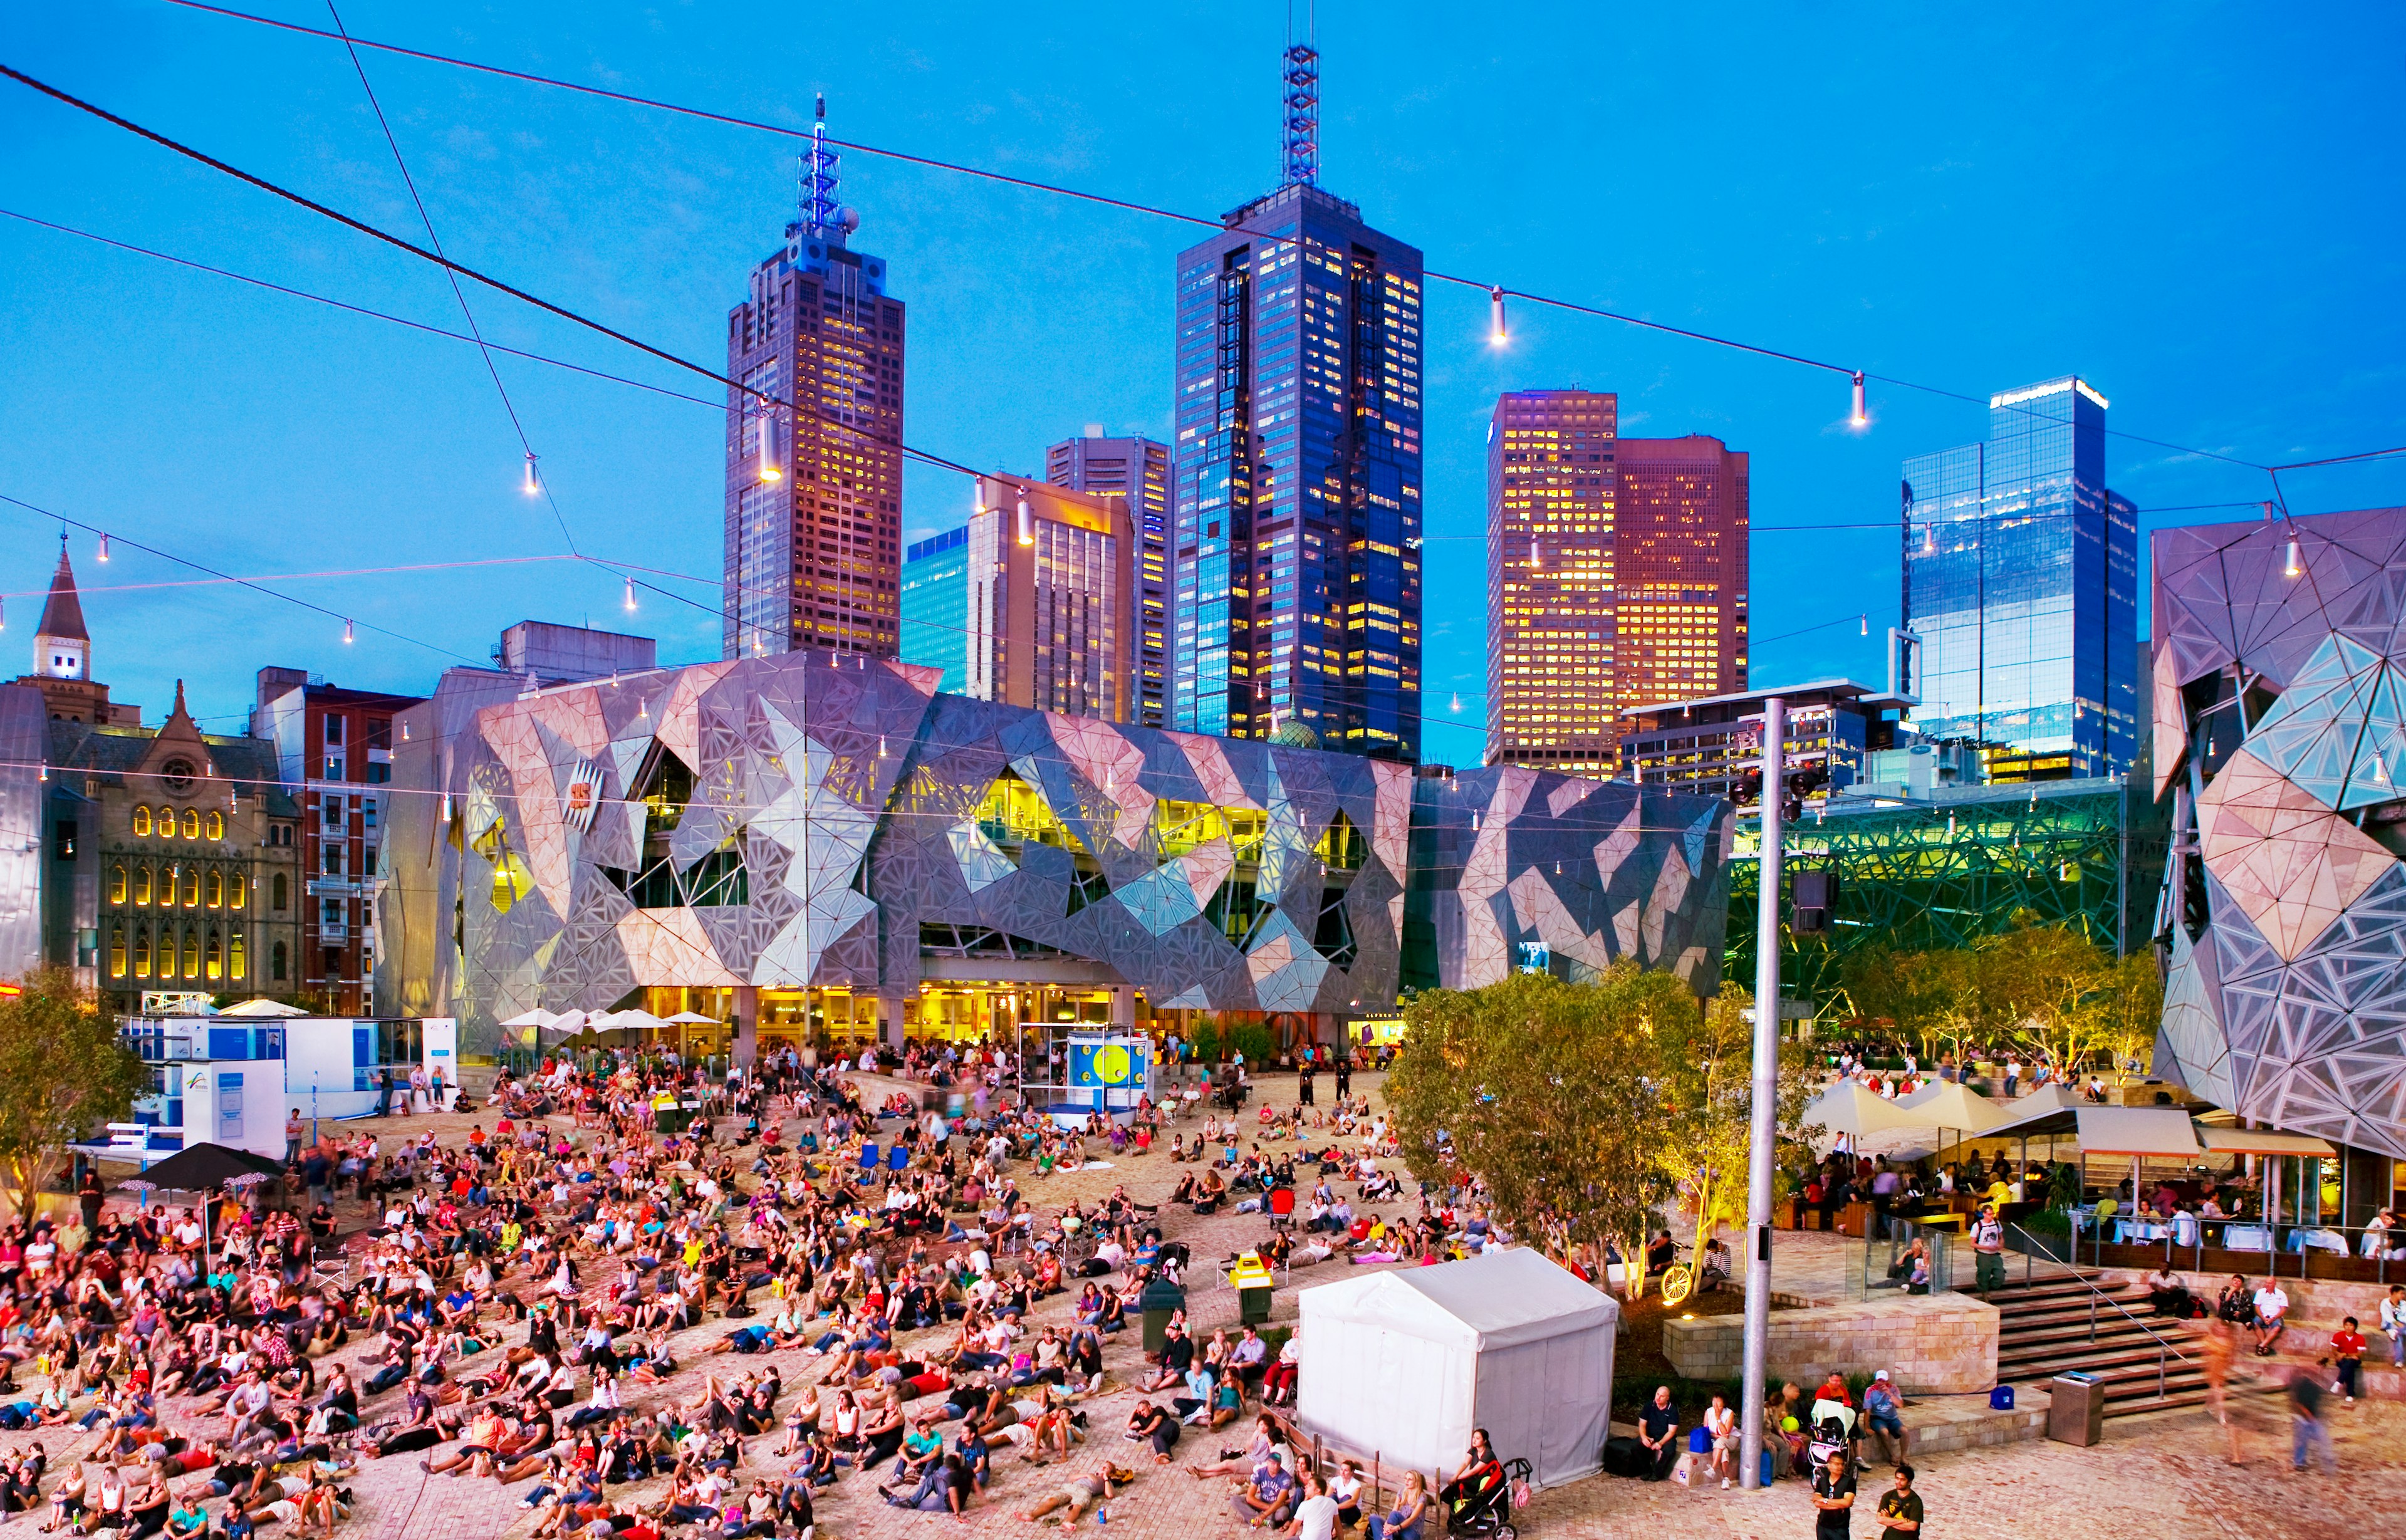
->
xmin=2006 ymin=1222 xmax=2197 ymax=1373
xmin=2068 ymin=1211 xmax=2402 ymax=1285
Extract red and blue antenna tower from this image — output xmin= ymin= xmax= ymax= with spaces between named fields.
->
xmin=797 ymin=91 xmax=843 ymax=239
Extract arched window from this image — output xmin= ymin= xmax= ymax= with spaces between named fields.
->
xmin=108 ymin=928 xmax=125 ymax=979
xmin=132 ymin=806 xmax=151 ymax=837
xmin=133 ymin=866 xmax=153 ymax=906
xmin=181 ymin=930 xmax=199 ymax=979
xmin=271 ymin=940 xmax=288 ymax=982
xmin=132 ymin=930 xmax=150 ymax=978
xmin=229 ymin=930 xmax=246 ymax=979
xmin=157 ymin=806 xmax=175 ymax=838
xmin=183 ymin=867 xmax=200 ymax=908
xmin=206 ymin=810 xmax=225 ymax=841
xmin=271 ymin=873 xmax=288 ymax=912
xmin=206 ymin=870 xmax=223 ymax=908
xmin=181 ymin=808 xmax=200 ymax=839
xmin=109 ymin=865 xmax=126 ymax=905
xmin=204 ymin=932 xmax=222 ymax=981
xmin=228 ymin=873 xmax=246 ymax=910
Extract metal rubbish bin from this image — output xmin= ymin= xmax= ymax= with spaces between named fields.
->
xmin=1139 ymin=1277 xmax=1187 ymax=1355
xmin=2047 ymin=1373 xmax=2104 ymax=1447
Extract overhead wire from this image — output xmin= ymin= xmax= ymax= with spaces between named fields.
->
xmin=138 ymin=0 xmax=2281 ymax=471
xmin=320 ymin=0 xmax=576 ymax=552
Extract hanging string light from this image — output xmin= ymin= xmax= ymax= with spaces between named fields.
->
xmin=1850 ymin=372 xmax=1868 ymax=428
xmin=1529 ymin=538 xmax=1541 ymax=571
xmin=1449 ymin=692 xmax=1462 ymax=714
xmin=97 ymin=533 xmax=110 ymax=563
xmin=623 ymin=575 xmax=638 ymax=612
xmin=1016 ymin=489 xmax=1034 ymax=548
xmin=342 ymin=618 xmax=355 ymax=644
xmin=521 ymin=452 xmax=539 ymax=497
xmin=1489 ymin=287 xmax=1509 ymax=346
xmin=1859 ymin=615 xmax=1868 ymax=637
xmin=756 ymin=414 xmax=782 ymax=484
xmin=2285 ymin=534 xmax=2303 ymax=578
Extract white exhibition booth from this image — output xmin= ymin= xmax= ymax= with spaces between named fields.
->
xmin=1296 ymin=1248 xmax=1619 ymax=1491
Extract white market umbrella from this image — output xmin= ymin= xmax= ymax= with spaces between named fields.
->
xmin=1805 ymin=1081 xmax=1920 ymax=1140
xmin=499 ymin=1009 xmax=560 ymax=1029
xmin=610 ymin=1009 xmax=671 ymax=1032
xmin=1895 ymin=1080 xmax=2014 ymax=1165
xmin=663 ymin=1011 xmax=720 ymax=1025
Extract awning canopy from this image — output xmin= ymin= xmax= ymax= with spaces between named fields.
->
xmin=2196 ymin=1126 xmax=2336 ymax=1157
xmin=2073 ymin=1106 xmax=2202 ymax=1158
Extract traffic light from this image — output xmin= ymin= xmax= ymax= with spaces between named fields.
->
xmin=1790 ymin=867 xmax=1838 ymax=934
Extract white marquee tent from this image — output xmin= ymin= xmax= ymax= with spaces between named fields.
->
xmin=1296 ymin=1248 xmax=1618 ymax=1491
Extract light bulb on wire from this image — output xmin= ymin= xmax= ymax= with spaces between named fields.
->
xmin=342 ymin=618 xmax=355 ymax=645
xmin=1016 ymin=489 xmax=1034 ymax=548
xmin=2285 ymin=536 xmax=2303 ymax=579
xmin=1850 ymin=372 xmax=1868 ymax=428
xmin=521 ymin=453 xmax=540 ymax=497
xmin=756 ymin=415 xmax=782 ymax=484
xmin=623 ymin=575 xmax=638 ymax=613
xmin=97 ymin=533 xmax=110 ymax=563
xmin=1860 ymin=615 xmax=1868 ymax=637
xmin=1489 ymin=288 xmax=1509 ymax=347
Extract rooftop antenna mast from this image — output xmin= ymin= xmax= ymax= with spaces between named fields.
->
xmin=1282 ymin=3 xmax=1320 ymax=188
xmin=798 ymin=91 xmax=842 ymax=239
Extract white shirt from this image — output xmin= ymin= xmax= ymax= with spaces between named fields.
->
xmin=2381 ymin=1298 xmax=2406 ymax=1334
xmin=1294 ymin=1494 xmax=1340 ymax=1540
xmin=2254 ymin=1285 xmax=2288 ymax=1320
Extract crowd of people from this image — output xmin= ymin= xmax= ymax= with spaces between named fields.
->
xmin=0 ymin=1036 xmax=1509 ymax=1540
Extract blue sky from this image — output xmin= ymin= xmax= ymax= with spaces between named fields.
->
xmin=3 ymin=2 xmax=2400 ymax=759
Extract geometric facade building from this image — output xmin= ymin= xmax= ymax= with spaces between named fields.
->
xmin=2151 ymin=506 xmax=2406 ymax=1160
xmin=375 ymin=646 xmax=1731 ymax=1062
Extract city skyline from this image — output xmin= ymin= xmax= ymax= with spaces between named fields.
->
xmin=2 ymin=4 xmax=2399 ymax=752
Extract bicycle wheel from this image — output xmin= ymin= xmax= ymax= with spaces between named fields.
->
xmin=1659 ymin=1263 xmax=1695 ymax=1306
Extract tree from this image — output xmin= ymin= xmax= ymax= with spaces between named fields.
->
xmin=2102 ymin=950 xmax=2166 ymax=1079
xmin=0 ymin=969 xmax=150 ymax=1221
xmin=1386 ymin=967 xmax=1687 ymax=1276
xmin=1652 ymin=984 xmax=1823 ymax=1251
xmin=1976 ymin=915 xmax=2117 ymax=1073
xmin=1841 ymin=944 xmax=1981 ymax=1063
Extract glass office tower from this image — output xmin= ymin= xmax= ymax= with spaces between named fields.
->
xmin=1170 ymin=186 xmax=1424 ymax=759
xmin=1902 ymin=376 xmax=2137 ymax=780
xmin=898 ymin=526 xmax=970 ymax=694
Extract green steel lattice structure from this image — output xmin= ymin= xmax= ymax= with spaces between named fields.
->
xmin=1722 ymin=778 xmax=2167 ymax=1019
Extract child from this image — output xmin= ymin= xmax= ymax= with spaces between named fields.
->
xmin=2332 ymin=1316 xmax=2367 ymax=1404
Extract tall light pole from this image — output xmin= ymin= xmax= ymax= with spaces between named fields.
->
xmin=1739 ymin=696 xmax=1784 ymax=1490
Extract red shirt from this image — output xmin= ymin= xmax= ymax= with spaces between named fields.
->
xmin=2334 ymin=1330 xmax=2367 ymax=1359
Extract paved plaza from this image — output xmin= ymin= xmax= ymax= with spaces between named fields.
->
xmin=33 ymin=1070 xmax=2406 ymax=1540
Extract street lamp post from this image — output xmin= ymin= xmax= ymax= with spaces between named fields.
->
xmin=1739 ymin=696 xmax=1784 ymax=1490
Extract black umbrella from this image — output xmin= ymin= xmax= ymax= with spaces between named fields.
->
xmin=135 ymin=1142 xmax=285 ymax=1191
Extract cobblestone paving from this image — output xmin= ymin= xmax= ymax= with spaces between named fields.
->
xmin=21 ymin=1071 xmax=2406 ymax=1540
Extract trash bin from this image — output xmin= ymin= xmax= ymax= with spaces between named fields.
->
xmin=2046 ymin=1373 xmax=2104 ymax=1446
xmin=1139 ymin=1277 xmax=1187 ymax=1356
xmin=1230 ymin=1252 xmax=1276 ymax=1327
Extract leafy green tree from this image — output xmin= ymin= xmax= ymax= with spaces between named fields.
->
xmin=0 ymin=969 xmax=149 ymax=1220
xmin=1653 ymin=984 xmax=1823 ymax=1250
xmin=1841 ymin=944 xmax=1981 ymax=1063
xmin=1387 ymin=969 xmax=1684 ymax=1273
xmin=1976 ymin=915 xmax=2118 ymax=1073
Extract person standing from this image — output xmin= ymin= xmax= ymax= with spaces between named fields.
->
xmin=377 ymin=1064 xmax=395 ymax=1119
xmin=76 ymin=1167 xmax=103 ymax=1236
xmin=2382 ymin=1286 xmax=2406 ymax=1370
xmin=2289 ymin=1366 xmax=2335 ymax=1475
xmin=283 ymin=1111 xmax=305 ymax=1167
xmin=1811 ymin=1449 xmax=1857 ymax=1539
xmin=1971 ymin=1204 xmax=2006 ymax=1296
xmin=1334 ymin=1054 xmax=1351 ymax=1100
xmin=1873 ymin=1465 xmax=1922 ymax=1540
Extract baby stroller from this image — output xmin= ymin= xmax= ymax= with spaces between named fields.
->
xmin=1447 ymin=1455 xmax=1530 ymax=1540
xmin=1806 ymin=1400 xmax=1857 ymax=1473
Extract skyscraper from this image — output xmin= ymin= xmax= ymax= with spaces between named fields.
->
xmin=1613 ymin=434 xmax=1750 ymax=713
xmin=1048 ymin=429 xmax=1170 ymax=727
xmin=1902 ymin=375 xmax=2137 ymax=781
xmin=1486 ymin=390 xmax=1620 ymax=772
xmin=723 ymin=100 xmax=905 ymax=660
xmin=898 ymin=479 xmax=1135 ymax=721
xmin=1169 ymin=46 xmax=1424 ymax=759
xmin=1484 ymin=393 xmax=1749 ymax=773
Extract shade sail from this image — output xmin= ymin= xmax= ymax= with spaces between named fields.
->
xmin=1893 ymin=1081 xmax=2013 ymax=1133
xmin=1805 ymin=1081 xmax=1919 ymax=1137
xmin=2073 ymin=1106 xmax=2202 ymax=1158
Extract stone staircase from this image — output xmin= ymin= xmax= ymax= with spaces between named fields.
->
xmin=1987 ymin=1268 xmax=2269 ymax=1418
